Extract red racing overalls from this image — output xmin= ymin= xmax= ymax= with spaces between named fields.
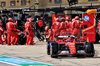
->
xmin=26 ymin=22 xmax=35 ymax=45
xmin=11 ymin=26 xmax=20 ymax=45
xmin=98 ymin=20 xmax=100 ymax=35
xmin=59 ymin=22 xmax=68 ymax=35
xmin=0 ymin=26 xmax=3 ymax=45
xmin=72 ymin=20 xmax=83 ymax=40
xmin=51 ymin=22 xmax=60 ymax=41
xmin=46 ymin=29 xmax=53 ymax=41
xmin=6 ymin=22 xmax=17 ymax=45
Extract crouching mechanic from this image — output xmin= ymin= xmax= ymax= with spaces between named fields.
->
xmin=46 ymin=28 xmax=53 ymax=55
xmin=26 ymin=18 xmax=35 ymax=45
xmin=72 ymin=16 xmax=83 ymax=40
xmin=0 ymin=21 xmax=4 ymax=45
xmin=3 ymin=31 xmax=7 ymax=44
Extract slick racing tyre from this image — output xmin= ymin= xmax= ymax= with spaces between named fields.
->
xmin=50 ymin=42 xmax=58 ymax=58
xmin=18 ymin=34 xmax=26 ymax=45
xmin=85 ymin=42 xmax=95 ymax=57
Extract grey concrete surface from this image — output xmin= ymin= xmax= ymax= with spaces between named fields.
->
xmin=0 ymin=37 xmax=100 ymax=66
xmin=0 ymin=62 xmax=16 ymax=66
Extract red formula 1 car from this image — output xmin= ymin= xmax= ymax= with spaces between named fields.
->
xmin=47 ymin=35 xmax=95 ymax=58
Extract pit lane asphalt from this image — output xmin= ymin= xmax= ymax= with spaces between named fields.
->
xmin=0 ymin=62 xmax=16 ymax=66
xmin=0 ymin=37 xmax=100 ymax=66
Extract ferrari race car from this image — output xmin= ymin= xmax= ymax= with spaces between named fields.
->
xmin=47 ymin=35 xmax=95 ymax=58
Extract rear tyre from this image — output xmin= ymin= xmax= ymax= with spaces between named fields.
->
xmin=50 ymin=42 xmax=58 ymax=58
xmin=85 ymin=42 xmax=95 ymax=57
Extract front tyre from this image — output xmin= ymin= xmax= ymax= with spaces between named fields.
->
xmin=50 ymin=42 xmax=58 ymax=58
xmin=85 ymin=42 xmax=95 ymax=57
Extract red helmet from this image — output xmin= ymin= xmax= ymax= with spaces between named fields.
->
xmin=55 ymin=18 xmax=59 ymax=22
xmin=75 ymin=16 xmax=79 ymax=20
xmin=29 ymin=17 xmax=33 ymax=22
xmin=8 ymin=18 xmax=13 ymax=22
xmin=66 ymin=17 xmax=71 ymax=21
xmin=29 ymin=17 xmax=33 ymax=20
xmin=62 ymin=17 xmax=65 ymax=21
xmin=27 ymin=18 xmax=29 ymax=22
xmin=72 ymin=18 xmax=75 ymax=22
xmin=45 ymin=26 xmax=49 ymax=30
